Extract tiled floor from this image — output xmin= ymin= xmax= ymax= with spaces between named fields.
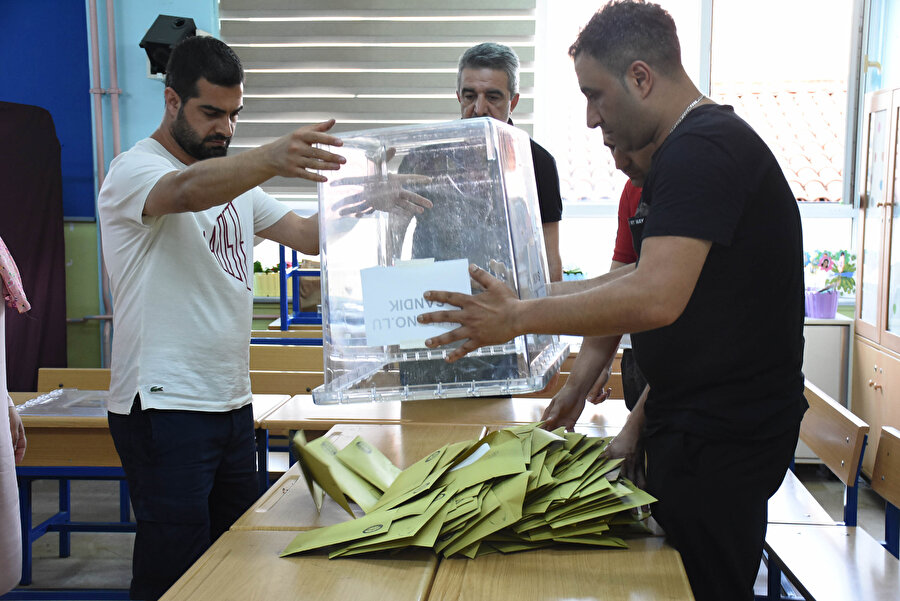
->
xmin=11 ymin=461 xmax=890 ymax=597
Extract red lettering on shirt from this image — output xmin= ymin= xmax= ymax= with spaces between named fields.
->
xmin=207 ymin=202 xmax=251 ymax=290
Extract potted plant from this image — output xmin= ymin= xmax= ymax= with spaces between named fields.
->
xmin=803 ymin=250 xmax=856 ymax=318
xmin=253 ymin=261 xmax=281 ymax=297
xmin=562 ymin=266 xmax=585 ymax=281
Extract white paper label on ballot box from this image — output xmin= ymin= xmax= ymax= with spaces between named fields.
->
xmin=360 ymin=259 xmax=472 ymax=348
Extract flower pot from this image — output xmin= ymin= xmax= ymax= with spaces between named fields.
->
xmin=805 ymin=288 xmax=839 ymax=319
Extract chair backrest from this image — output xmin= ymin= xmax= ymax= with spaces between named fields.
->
xmin=871 ymin=426 xmax=900 ymax=558
xmin=251 ymin=329 xmax=322 ymax=339
xmin=249 ymin=344 xmax=323 ymax=371
xmin=800 ymin=380 xmax=869 ymax=526
xmin=250 ymin=370 xmax=324 ymax=395
xmin=37 ymin=368 xmax=111 ymax=392
xmin=516 ymin=371 xmax=624 ymax=400
xmin=801 ymin=381 xmax=869 ymax=487
xmin=37 ymin=365 xmax=324 ymax=396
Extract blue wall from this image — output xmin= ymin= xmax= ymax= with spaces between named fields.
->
xmin=1 ymin=0 xmax=218 ymax=219
xmin=2 ymin=1 xmax=95 ymax=218
xmin=93 ymin=0 xmax=219 ymax=168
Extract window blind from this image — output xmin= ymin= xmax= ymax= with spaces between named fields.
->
xmin=219 ymin=0 xmax=537 ymax=214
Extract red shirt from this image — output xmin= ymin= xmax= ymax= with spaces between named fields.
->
xmin=612 ymin=181 xmax=642 ymax=265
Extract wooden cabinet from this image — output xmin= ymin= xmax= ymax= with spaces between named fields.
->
xmin=853 ymin=87 xmax=900 ymax=476
xmin=855 ymin=88 xmax=900 ymax=349
xmin=851 ymin=337 xmax=900 ymax=476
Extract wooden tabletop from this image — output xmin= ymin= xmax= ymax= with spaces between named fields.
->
xmin=261 ymin=395 xmax=632 ymax=431
xmin=159 ymin=530 xmax=437 ymax=601
xmin=232 ymin=423 xmax=486 ymax=531
xmin=10 ymin=392 xmax=290 ymax=467
xmin=9 ymin=391 xmax=36 ymax=405
xmin=10 ymin=391 xmax=290 ymax=428
xmin=428 ymin=538 xmax=694 ymax=601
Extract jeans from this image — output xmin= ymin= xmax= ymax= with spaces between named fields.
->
xmin=108 ymin=397 xmax=258 ymax=600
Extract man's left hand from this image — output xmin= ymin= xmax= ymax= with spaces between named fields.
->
xmin=9 ymin=404 xmax=26 ymax=463
xmin=419 ymin=264 xmax=520 ymax=362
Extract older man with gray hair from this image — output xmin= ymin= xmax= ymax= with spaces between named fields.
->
xmin=456 ymin=42 xmax=564 ymax=281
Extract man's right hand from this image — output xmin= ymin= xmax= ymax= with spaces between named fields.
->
xmin=602 ymin=386 xmax=649 ymax=488
xmin=540 ymin=382 xmax=588 ymax=431
xmin=584 ymin=366 xmax=613 ymax=405
xmin=265 ymin=119 xmax=346 ymax=182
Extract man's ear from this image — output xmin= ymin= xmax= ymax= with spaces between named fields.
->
xmin=627 ymin=61 xmax=654 ymax=100
xmin=509 ymin=93 xmax=520 ymax=113
xmin=163 ymin=87 xmax=182 ymax=117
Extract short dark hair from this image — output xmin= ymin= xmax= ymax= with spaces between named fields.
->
xmin=164 ymin=35 xmax=244 ymax=101
xmin=569 ymin=1 xmax=681 ymax=80
xmin=457 ymin=42 xmax=520 ymax=96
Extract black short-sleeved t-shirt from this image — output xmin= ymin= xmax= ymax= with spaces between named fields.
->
xmin=529 ymin=138 xmax=563 ymax=224
xmin=399 ymin=133 xmax=562 ymax=266
xmin=630 ymin=104 xmax=807 ymax=441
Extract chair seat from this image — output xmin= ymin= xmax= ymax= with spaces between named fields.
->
xmin=765 ymin=523 xmax=900 ymax=601
xmin=768 ymin=469 xmax=836 ymax=525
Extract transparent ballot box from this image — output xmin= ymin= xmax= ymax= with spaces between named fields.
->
xmin=313 ymin=117 xmax=569 ymax=404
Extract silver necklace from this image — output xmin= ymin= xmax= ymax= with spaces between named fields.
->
xmin=667 ymin=93 xmax=706 ymax=136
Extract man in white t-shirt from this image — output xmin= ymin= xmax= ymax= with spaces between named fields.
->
xmin=99 ymin=35 xmax=351 ymax=600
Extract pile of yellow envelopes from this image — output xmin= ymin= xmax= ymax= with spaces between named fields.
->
xmin=280 ymin=423 xmax=657 ymax=559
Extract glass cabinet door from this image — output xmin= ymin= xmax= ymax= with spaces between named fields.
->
xmin=881 ymin=90 xmax=900 ymax=352
xmin=856 ymin=91 xmax=892 ymax=341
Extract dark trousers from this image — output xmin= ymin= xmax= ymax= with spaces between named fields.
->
xmin=108 ymin=398 xmax=259 ymax=601
xmin=644 ymin=419 xmax=801 ymax=601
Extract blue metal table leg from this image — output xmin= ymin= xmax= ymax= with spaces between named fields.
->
xmin=58 ymin=479 xmax=71 ymax=557
xmin=766 ymin=557 xmax=781 ymax=601
xmin=885 ymin=502 xmax=899 ymax=558
xmin=279 ymin=245 xmax=288 ymax=331
xmin=291 ymin=249 xmax=300 ymax=319
xmin=17 ymin=477 xmax=32 ymax=586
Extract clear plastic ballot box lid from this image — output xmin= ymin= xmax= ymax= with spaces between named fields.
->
xmin=312 ymin=117 xmax=569 ymax=404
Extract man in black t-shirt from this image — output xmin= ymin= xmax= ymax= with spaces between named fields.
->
xmin=454 ymin=42 xmax=564 ymax=281
xmin=389 ymin=42 xmax=564 ymax=387
xmin=417 ymin=3 xmax=807 ymax=600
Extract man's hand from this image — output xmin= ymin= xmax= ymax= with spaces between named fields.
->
xmin=330 ymin=173 xmax=433 ymax=218
xmin=8 ymin=404 xmax=26 ymax=463
xmin=540 ymin=384 xmax=588 ymax=431
xmin=585 ymin=368 xmax=613 ymax=405
xmin=419 ymin=264 xmax=520 ymax=362
xmin=264 ymin=119 xmax=346 ymax=182
xmin=602 ymin=387 xmax=649 ymax=488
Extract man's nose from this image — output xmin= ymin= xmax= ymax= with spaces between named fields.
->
xmin=474 ymin=96 xmax=489 ymax=116
xmin=217 ymin=115 xmax=235 ymax=136
xmin=586 ymin=105 xmax=602 ymax=129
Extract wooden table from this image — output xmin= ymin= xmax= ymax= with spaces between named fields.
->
xmin=232 ymin=424 xmax=486 ymax=531
xmin=8 ymin=390 xmax=290 ymax=588
xmin=12 ymin=391 xmax=290 ymax=468
xmin=429 ymin=539 xmax=694 ymax=600
xmin=160 ymin=530 xmax=437 ymax=601
xmin=172 ymin=421 xmax=691 ymax=601
xmin=11 ymin=389 xmax=132 ymax=587
xmin=261 ymin=394 xmax=632 ymax=432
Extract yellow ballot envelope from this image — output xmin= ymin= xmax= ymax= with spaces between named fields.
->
xmin=281 ymin=423 xmax=657 ymax=559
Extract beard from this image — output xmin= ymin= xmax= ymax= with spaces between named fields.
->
xmin=171 ymin=107 xmax=230 ymax=161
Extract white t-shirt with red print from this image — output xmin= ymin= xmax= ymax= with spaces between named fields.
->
xmin=99 ymin=138 xmax=290 ymax=414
